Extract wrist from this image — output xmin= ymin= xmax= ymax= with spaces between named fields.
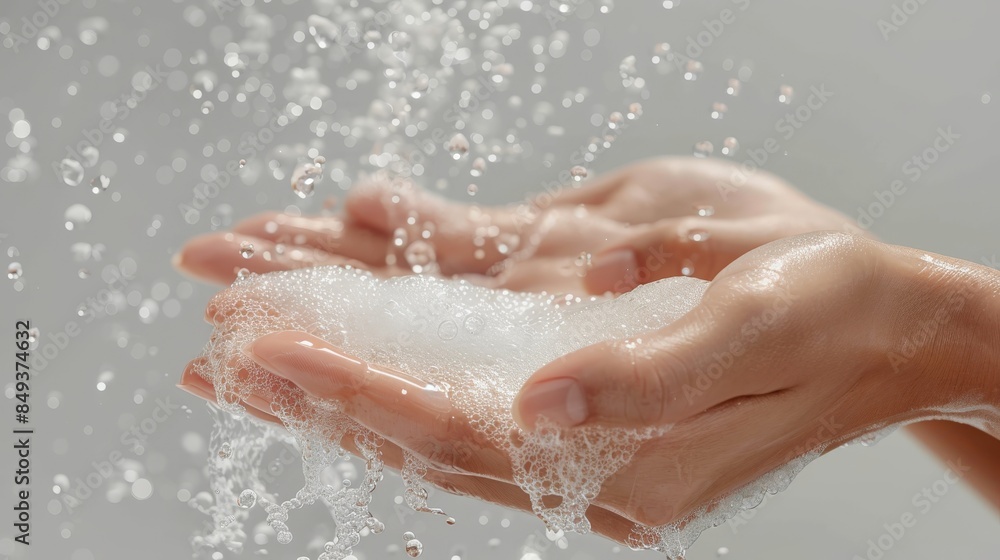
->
xmin=878 ymin=243 xmax=1000 ymax=435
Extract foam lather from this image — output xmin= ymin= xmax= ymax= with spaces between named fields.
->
xmin=191 ymin=266 xmax=817 ymax=559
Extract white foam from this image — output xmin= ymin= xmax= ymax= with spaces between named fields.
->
xmin=191 ymin=266 xmax=820 ymax=558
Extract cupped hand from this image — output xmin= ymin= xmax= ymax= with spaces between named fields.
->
xmin=174 ymin=157 xmax=863 ymax=293
xmin=184 ymin=231 xmax=1000 ymax=537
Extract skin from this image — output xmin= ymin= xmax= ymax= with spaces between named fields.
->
xmin=176 ymin=157 xmax=1000 ymax=542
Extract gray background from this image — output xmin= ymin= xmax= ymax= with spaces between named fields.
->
xmin=1 ymin=0 xmax=999 ymax=559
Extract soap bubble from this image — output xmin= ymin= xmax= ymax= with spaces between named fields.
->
xmin=60 ymin=159 xmax=85 ymax=186
xmin=237 ymin=489 xmax=257 ymax=509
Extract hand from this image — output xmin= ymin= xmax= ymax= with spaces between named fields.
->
xmin=183 ymin=232 xmax=999 ymax=539
xmin=174 ymin=157 xmax=863 ymax=293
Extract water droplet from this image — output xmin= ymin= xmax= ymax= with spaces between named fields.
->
xmin=693 ymin=141 xmax=714 ymax=158
xmin=448 ymin=133 xmax=469 ymax=159
xmin=778 ymin=85 xmax=794 ymax=105
xmin=200 ymin=100 xmax=214 ymax=114
xmin=627 ymin=102 xmax=643 ymax=119
xmin=60 ymin=158 xmax=85 ymax=186
xmin=239 ymin=241 xmax=254 ymax=259
xmin=717 ymin=547 xmax=730 ymax=557
xmin=695 ymin=205 xmax=715 ymax=217
xmin=277 ymin=531 xmax=293 ymax=544
xmin=393 ymin=228 xmax=408 ymax=248
xmin=726 ymin=78 xmax=741 ymax=96
xmin=307 ymin=15 xmax=339 ymax=49
xmin=607 ymin=111 xmax=624 ymax=129
xmin=218 ymin=442 xmax=232 ymax=459
xmin=81 ymin=146 xmax=100 ymax=168
xmin=238 ymin=159 xmax=246 ymax=169
xmin=570 ymin=166 xmax=589 ymax=181
xmin=683 ymin=60 xmax=703 ymax=81
xmin=366 ymin=517 xmax=385 ymax=534
xmin=687 ymin=229 xmax=710 ymax=242
xmin=90 ymin=175 xmax=110 ymax=194
xmin=471 ymin=157 xmax=486 ymax=177
xmin=405 ymin=538 xmax=423 ymax=557
xmin=710 ymin=102 xmax=728 ymax=120
xmin=237 ymin=489 xmax=257 ymax=509
xmin=404 ymin=241 xmax=436 ymax=274
xmin=721 ymin=137 xmax=739 ymax=156
xmin=445 ymin=517 xmax=456 ymax=525
xmin=402 ymin=532 xmax=415 ymax=541
xmin=314 ymin=155 xmax=326 ymax=165
xmin=7 ymin=262 xmax=23 ymax=280
xmin=291 ymin=162 xmax=322 ymax=199
xmin=466 ymin=183 xmax=478 ymax=196
xmin=680 ymin=259 xmax=695 ymax=277
xmin=64 ymin=204 xmax=92 ymax=230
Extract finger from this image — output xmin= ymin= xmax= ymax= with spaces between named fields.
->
xmin=179 ymin=360 xmax=284 ymax=424
xmin=583 ymin=216 xmax=789 ymax=293
xmin=513 ymin=298 xmax=791 ymax=430
xmin=231 ymin=212 xmax=391 ymax=267
xmin=183 ymin=357 xmax=637 ymax=541
xmin=344 ymin=181 xmax=520 ymax=275
xmin=243 ymin=330 xmax=513 ymax=480
xmin=174 ymin=232 xmax=372 ymax=285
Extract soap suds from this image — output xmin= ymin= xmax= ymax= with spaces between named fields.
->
xmin=190 ymin=266 xmax=821 ymax=558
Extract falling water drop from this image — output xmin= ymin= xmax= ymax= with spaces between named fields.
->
xmin=7 ymin=262 xmax=23 ymax=280
xmin=237 ymin=489 xmax=257 ymax=509
xmin=307 ymin=15 xmax=340 ymax=49
xmin=81 ymin=146 xmax=100 ymax=168
xmin=693 ymin=141 xmax=714 ymax=158
xmin=291 ymin=162 xmax=322 ymax=199
xmin=721 ymin=137 xmax=740 ymax=156
xmin=239 ymin=241 xmax=254 ymax=259
xmin=570 ymin=166 xmax=588 ymax=181
xmin=404 ymin=241 xmax=436 ymax=274
xmin=710 ymin=102 xmax=728 ymax=120
xmin=778 ymin=84 xmax=794 ymax=105
xmin=60 ymin=158 xmax=85 ymax=186
xmin=238 ymin=159 xmax=246 ymax=169
xmin=90 ymin=175 xmax=110 ymax=194
xmin=695 ymin=205 xmax=715 ymax=217
xmin=405 ymin=538 xmax=423 ymax=557
xmin=447 ymin=133 xmax=470 ymax=159
xmin=726 ymin=78 xmax=741 ymax=96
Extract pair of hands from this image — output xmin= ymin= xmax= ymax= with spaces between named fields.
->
xmin=177 ymin=157 xmax=999 ymax=541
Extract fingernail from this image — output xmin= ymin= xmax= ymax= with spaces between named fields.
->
xmin=242 ymin=331 xmax=367 ymax=391
xmin=586 ymin=249 xmax=638 ymax=293
xmin=517 ymin=378 xmax=588 ymax=428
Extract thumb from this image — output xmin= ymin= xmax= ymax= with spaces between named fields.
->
xmin=512 ymin=303 xmax=779 ymax=430
xmin=583 ymin=217 xmax=784 ymax=293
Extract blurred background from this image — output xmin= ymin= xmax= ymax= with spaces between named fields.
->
xmin=1 ymin=0 xmax=999 ymax=558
